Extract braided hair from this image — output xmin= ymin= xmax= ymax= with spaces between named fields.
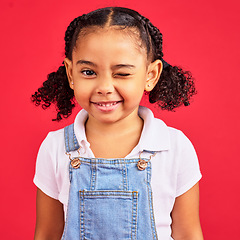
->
xmin=32 ymin=7 xmax=196 ymax=121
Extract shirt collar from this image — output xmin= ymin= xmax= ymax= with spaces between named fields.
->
xmin=74 ymin=109 xmax=90 ymax=149
xmin=73 ymin=106 xmax=170 ymax=152
xmin=138 ymin=106 xmax=170 ymax=152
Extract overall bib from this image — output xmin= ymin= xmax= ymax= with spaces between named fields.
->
xmin=61 ymin=124 xmax=158 ymax=240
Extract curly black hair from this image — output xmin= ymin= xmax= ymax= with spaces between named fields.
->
xmin=31 ymin=7 xmax=196 ymax=121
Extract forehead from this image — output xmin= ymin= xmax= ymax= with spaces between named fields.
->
xmin=73 ymin=27 xmax=147 ymax=59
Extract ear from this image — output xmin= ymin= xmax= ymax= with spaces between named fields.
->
xmin=145 ymin=59 xmax=163 ymax=92
xmin=64 ymin=58 xmax=74 ymax=90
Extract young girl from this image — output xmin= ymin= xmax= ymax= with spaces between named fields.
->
xmin=32 ymin=7 xmax=203 ymax=240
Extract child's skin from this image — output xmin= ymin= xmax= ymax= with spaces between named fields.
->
xmin=34 ymin=27 xmax=203 ymax=240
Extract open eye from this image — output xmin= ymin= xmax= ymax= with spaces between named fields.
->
xmin=81 ymin=69 xmax=96 ymax=76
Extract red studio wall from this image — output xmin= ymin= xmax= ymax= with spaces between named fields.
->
xmin=1 ymin=0 xmax=239 ymax=239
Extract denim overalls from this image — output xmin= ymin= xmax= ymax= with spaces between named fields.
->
xmin=61 ymin=124 xmax=158 ymax=240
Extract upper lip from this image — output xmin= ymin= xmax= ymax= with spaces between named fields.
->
xmin=91 ymin=100 xmax=122 ymax=104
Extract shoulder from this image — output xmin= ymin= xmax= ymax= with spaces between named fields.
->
xmin=163 ymin=122 xmax=197 ymax=158
xmin=38 ymin=126 xmax=71 ymax=160
xmin=167 ymin=126 xmax=195 ymax=149
xmin=161 ymin=125 xmax=199 ymax=175
xmin=152 ymin=114 xmax=189 ymax=142
xmin=46 ymin=127 xmax=65 ymax=140
xmin=141 ymin=108 xmax=195 ymax=153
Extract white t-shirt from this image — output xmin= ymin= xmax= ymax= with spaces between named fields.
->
xmin=34 ymin=106 xmax=202 ymax=239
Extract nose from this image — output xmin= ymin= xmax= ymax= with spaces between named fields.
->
xmin=96 ymin=76 xmax=114 ymax=95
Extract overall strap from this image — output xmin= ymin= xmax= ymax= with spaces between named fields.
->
xmin=64 ymin=124 xmax=80 ymax=152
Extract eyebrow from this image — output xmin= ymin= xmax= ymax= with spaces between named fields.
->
xmin=76 ymin=60 xmax=97 ymax=67
xmin=112 ymin=64 xmax=136 ymax=70
xmin=76 ymin=60 xmax=136 ymax=69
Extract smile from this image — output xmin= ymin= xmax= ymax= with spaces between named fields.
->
xmin=91 ymin=101 xmax=122 ymax=112
xmin=96 ymin=102 xmax=118 ymax=107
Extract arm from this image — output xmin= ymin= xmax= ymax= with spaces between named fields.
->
xmin=34 ymin=188 xmax=64 ymax=240
xmin=171 ymin=182 xmax=203 ymax=240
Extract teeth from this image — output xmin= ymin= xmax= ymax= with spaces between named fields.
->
xmin=97 ymin=102 xmax=117 ymax=107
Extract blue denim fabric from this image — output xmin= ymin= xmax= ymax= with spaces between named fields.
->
xmin=62 ymin=124 xmax=158 ymax=240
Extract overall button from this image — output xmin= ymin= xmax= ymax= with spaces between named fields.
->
xmin=137 ymin=159 xmax=148 ymax=170
xmin=71 ymin=158 xmax=81 ymax=169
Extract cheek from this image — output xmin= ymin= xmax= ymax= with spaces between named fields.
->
xmin=117 ymin=81 xmax=145 ymax=101
xmin=122 ymin=75 xmax=146 ymax=93
xmin=73 ymin=83 xmax=92 ymax=101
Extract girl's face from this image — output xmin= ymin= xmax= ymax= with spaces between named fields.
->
xmin=65 ymin=28 xmax=161 ymax=125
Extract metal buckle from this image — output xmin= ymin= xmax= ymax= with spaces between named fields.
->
xmin=137 ymin=151 xmax=156 ymax=170
xmin=65 ymin=147 xmax=81 ymax=169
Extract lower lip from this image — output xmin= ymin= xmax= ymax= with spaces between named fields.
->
xmin=92 ymin=101 xmax=121 ymax=112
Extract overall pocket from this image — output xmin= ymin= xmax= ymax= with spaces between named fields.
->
xmin=79 ymin=190 xmax=138 ymax=240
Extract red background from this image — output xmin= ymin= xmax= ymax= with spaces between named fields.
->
xmin=1 ymin=0 xmax=239 ymax=239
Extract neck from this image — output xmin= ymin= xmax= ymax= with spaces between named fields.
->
xmin=85 ymin=110 xmax=143 ymax=139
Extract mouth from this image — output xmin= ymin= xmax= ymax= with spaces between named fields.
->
xmin=94 ymin=101 xmax=119 ymax=107
xmin=91 ymin=100 xmax=122 ymax=112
